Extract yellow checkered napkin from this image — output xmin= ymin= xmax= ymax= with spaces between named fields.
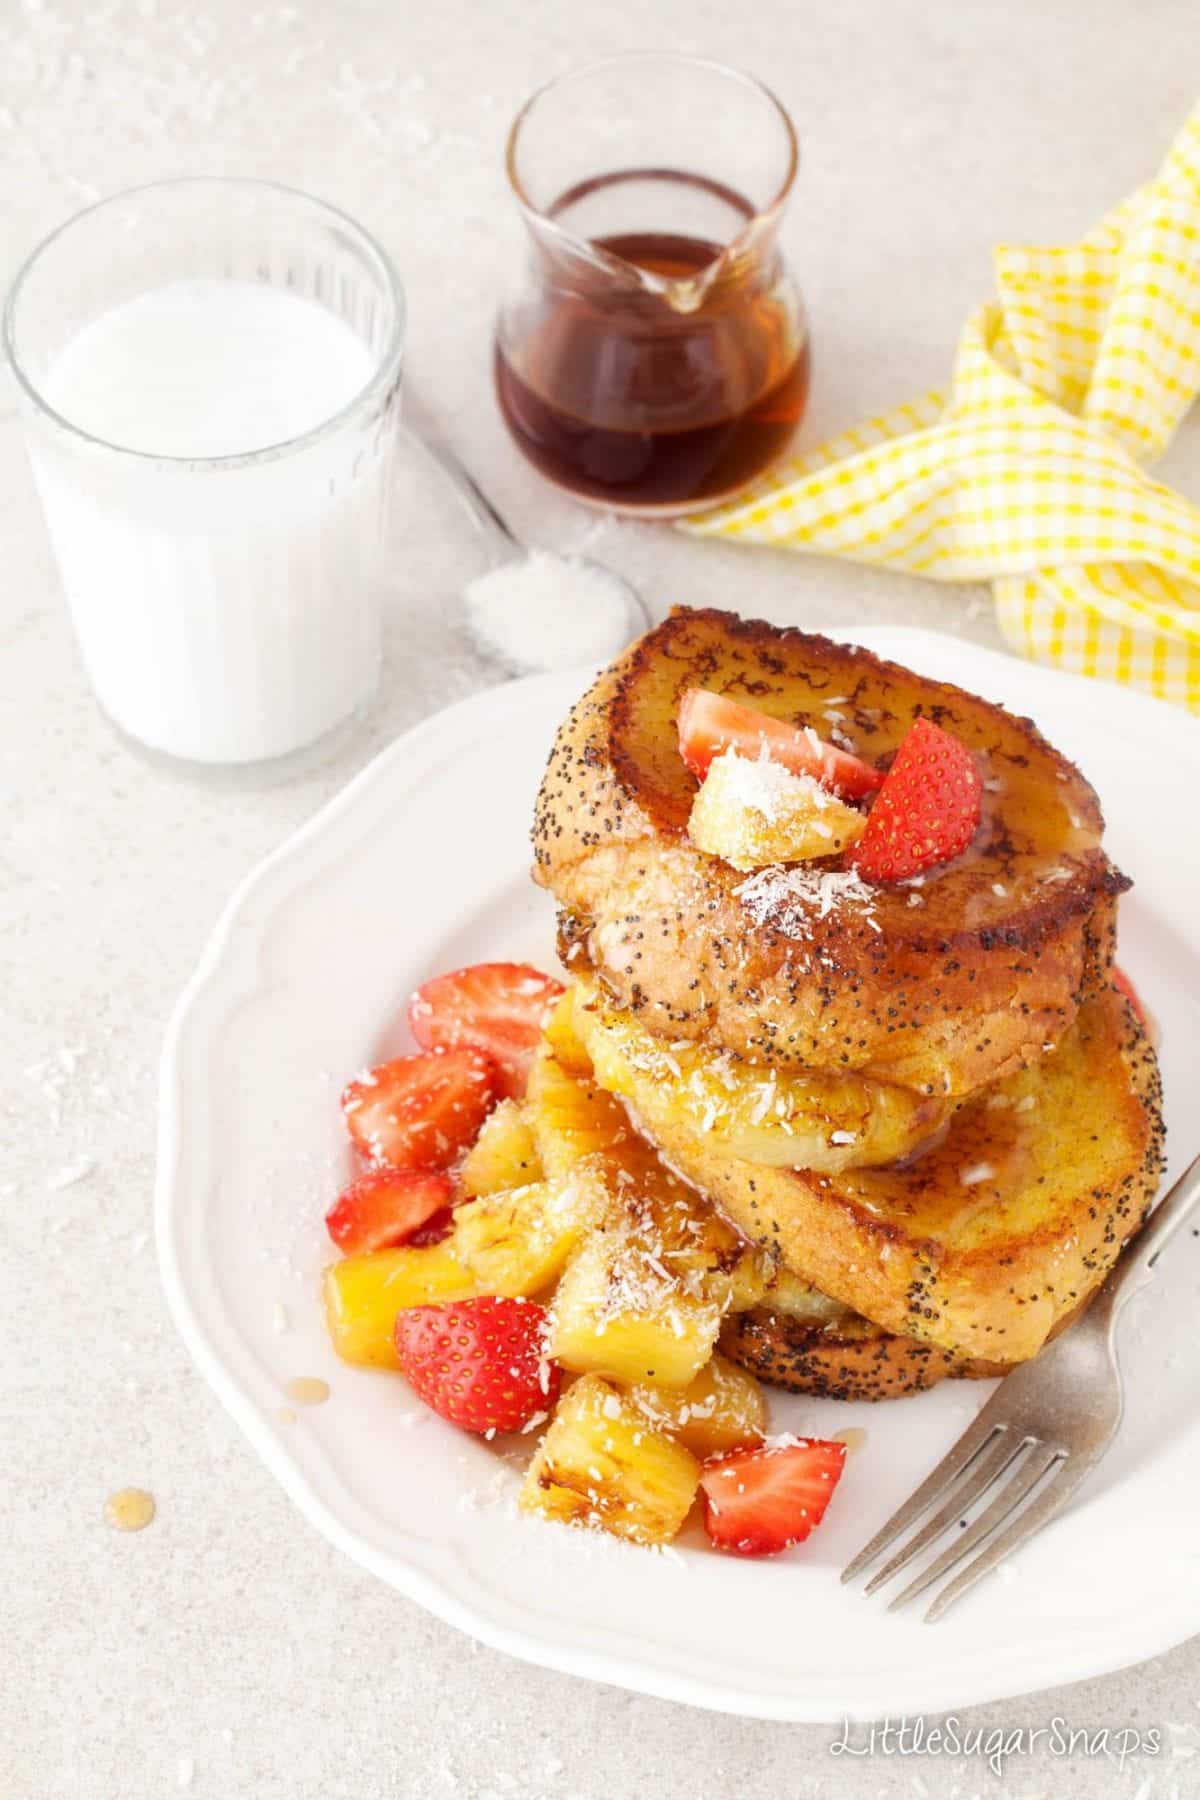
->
xmin=683 ymin=104 xmax=1200 ymax=711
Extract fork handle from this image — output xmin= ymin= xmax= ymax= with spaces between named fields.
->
xmin=1094 ymin=1149 xmax=1200 ymax=1321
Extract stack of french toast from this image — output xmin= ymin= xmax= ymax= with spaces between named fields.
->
xmin=532 ymin=606 xmax=1165 ymax=1400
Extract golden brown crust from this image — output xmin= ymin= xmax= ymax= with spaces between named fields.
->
xmin=534 ymin=607 xmax=1127 ymax=1097
xmin=582 ymin=985 xmax=1165 ymax=1363
xmin=719 ymin=1307 xmax=1007 ymax=1400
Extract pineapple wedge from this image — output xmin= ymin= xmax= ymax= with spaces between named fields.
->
xmin=460 ymin=1099 xmax=542 ymax=1197
xmin=649 ymin=1185 xmax=773 ymax=1317
xmin=765 ymin=1266 xmax=857 ymax=1326
xmin=624 ymin=1352 xmax=766 ymax=1460
xmin=545 ymin=1142 xmax=764 ymax=1388
xmin=451 ymin=1174 xmax=599 ymax=1298
xmin=520 ymin=1374 xmax=700 ymax=1545
xmin=540 ymin=986 xmax=593 ymax=1076
xmin=323 ymin=1242 xmax=477 ymax=1370
xmin=572 ymin=975 xmax=950 ymax=1175
xmin=549 ymin=1222 xmax=723 ymax=1388
xmin=547 ymin=1165 xmax=771 ymax=1387
xmin=688 ymin=747 xmax=865 ymax=870
xmin=525 ymin=1021 xmax=633 ymax=1181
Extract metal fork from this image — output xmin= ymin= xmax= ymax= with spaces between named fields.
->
xmin=842 ymin=1151 xmax=1200 ymax=1621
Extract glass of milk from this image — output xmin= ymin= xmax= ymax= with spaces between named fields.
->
xmin=3 ymin=179 xmax=405 ymax=768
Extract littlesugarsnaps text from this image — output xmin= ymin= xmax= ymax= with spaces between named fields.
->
xmin=830 ymin=1715 xmax=1162 ymax=1779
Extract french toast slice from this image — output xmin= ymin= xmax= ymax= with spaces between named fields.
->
xmin=719 ymin=1303 xmax=1007 ymax=1401
xmin=533 ymin=606 xmax=1127 ymax=1097
xmin=573 ymin=983 xmax=1164 ymax=1364
xmin=718 ymin=1270 xmax=1090 ymax=1400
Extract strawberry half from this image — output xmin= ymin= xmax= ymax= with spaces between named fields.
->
xmin=342 ymin=1046 xmax=498 ymax=1170
xmin=393 ymin=1296 xmax=561 ymax=1434
xmin=325 ymin=1168 xmax=456 ymax=1255
xmin=850 ymin=717 xmax=982 ymax=882
xmin=408 ymin=962 xmax=565 ymax=1101
xmin=700 ymin=1436 xmax=847 ymax=1557
xmin=677 ymin=688 xmax=883 ymax=801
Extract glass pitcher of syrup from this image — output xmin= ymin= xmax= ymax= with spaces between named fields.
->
xmin=495 ymin=53 xmax=809 ymax=517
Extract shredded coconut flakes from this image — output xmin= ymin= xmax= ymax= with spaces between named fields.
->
xmin=708 ymin=747 xmax=833 ymax=823
xmin=734 ymin=864 xmax=879 ymax=938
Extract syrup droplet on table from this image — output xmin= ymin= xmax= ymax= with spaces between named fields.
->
xmin=833 ymin=1427 xmax=868 ymax=1457
xmin=105 ymin=1487 xmax=156 ymax=1532
xmin=285 ymin=1376 xmax=330 ymax=1407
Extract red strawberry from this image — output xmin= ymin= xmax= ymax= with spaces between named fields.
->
xmin=677 ymin=688 xmax=883 ymax=801
xmin=408 ymin=962 xmax=565 ymax=1101
xmin=393 ymin=1296 xmax=561 ymax=1434
xmin=850 ymin=718 xmax=982 ymax=882
xmin=407 ymin=1206 xmax=457 ymax=1248
xmin=700 ymin=1436 xmax=847 ymax=1557
xmin=325 ymin=1167 xmax=456 ymax=1255
xmin=342 ymin=1047 xmax=498 ymax=1170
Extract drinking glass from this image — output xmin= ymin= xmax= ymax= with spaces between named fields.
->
xmin=4 ymin=178 xmax=405 ymax=768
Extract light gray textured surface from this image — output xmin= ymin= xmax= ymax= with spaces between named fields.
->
xmin=3 ymin=2 xmax=1198 ymax=1796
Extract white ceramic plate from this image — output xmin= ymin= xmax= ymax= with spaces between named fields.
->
xmin=157 ymin=627 xmax=1200 ymax=1722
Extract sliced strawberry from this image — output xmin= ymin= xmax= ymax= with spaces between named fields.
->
xmin=393 ymin=1296 xmax=561 ymax=1434
xmin=700 ymin=1436 xmax=847 ymax=1557
xmin=342 ymin=1046 xmax=498 ymax=1170
xmin=677 ymin=688 xmax=882 ymax=801
xmin=407 ymin=1206 xmax=457 ymax=1248
xmin=850 ymin=717 xmax=982 ymax=883
xmin=325 ymin=1167 xmax=456 ymax=1255
xmin=408 ymin=962 xmax=565 ymax=1101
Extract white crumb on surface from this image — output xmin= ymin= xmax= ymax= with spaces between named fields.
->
xmin=464 ymin=550 xmax=639 ymax=673
xmin=45 ymin=1156 xmax=96 ymax=1190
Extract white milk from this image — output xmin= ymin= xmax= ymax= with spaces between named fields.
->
xmin=32 ymin=279 xmax=394 ymax=764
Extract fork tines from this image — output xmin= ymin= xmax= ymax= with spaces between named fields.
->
xmin=842 ymin=1420 xmax=1078 ymax=1622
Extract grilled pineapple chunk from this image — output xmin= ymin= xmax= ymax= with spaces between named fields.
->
xmin=451 ymin=1174 xmax=599 ymax=1298
xmin=540 ymin=986 xmax=593 ymax=1075
xmin=624 ymin=1352 xmax=766 ymax=1459
xmin=460 ymin=1099 xmax=542 ymax=1197
xmin=323 ymin=1242 xmax=477 ymax=1369
xmin=520 ymin=1374 xmax=700 ymax=1545
xmin=573 ymin=976 xmax=950 ymax=1175
xmin=765 ymin=1266 xmax=856 ymax=1325
xmin=688 ymin=747 xmax=866 ymax=870
xmin=526 ymin=1029 xmax=633 ymax=1180
xmin=549 ymin=1205 xmax=723 ymax=1388
xmin=663 ymin=1198 xmax=773 ymax=1316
